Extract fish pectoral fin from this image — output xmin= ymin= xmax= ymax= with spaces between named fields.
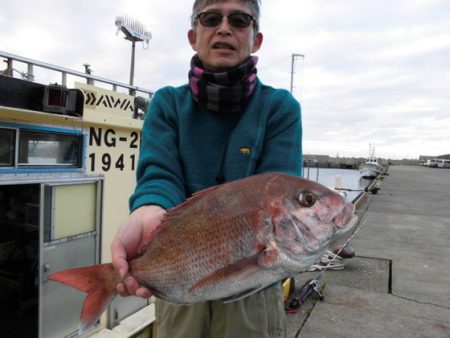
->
xmin=189 ymin=255 xmax=260 ymax=293
xmin=222 ymin=285 xmax=263 ymax=303
xmin=257 ymin=241 xmax=280 ymax=268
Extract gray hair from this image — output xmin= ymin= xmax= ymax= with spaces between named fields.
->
xmin=190 ymin=0 xmax=261 ymax=32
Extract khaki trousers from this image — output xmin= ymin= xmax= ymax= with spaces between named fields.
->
xmin=154 ymin=283 xmax=286 ymax=338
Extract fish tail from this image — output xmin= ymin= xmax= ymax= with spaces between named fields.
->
xmin=49 ymin=263 xmax=120 ymax=333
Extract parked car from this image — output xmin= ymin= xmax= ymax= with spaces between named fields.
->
xmin=436 ymin=159 xmax=450 ymax=168
xmin=424 ymin=159 xmax=438 ymax=167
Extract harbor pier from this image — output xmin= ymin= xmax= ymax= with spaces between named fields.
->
xmin=287 ymin=165 xmax=450 ymax=337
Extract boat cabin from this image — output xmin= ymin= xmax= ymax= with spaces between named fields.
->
xmin=0 ymin=52 xmax=153 ymax=338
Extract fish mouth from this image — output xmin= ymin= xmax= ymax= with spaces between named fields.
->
xmin=325 ymin=214 xmax=359 ymax=249
xmin=332 ymin=203 xmax=355 ymax=227
xmin=334 ymin=214 xmax=358 ymax=236
xmin=294 ymin=214 xmax=358 ymax=254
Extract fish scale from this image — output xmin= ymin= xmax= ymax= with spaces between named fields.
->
xmin=131 ymin=205 xmax=262 ymax=298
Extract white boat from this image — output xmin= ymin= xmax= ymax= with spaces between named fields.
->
xmin=359 ymin=144 xmax=384 ymax=179
xmin=359 ymin=158 xmax=384 ymax=179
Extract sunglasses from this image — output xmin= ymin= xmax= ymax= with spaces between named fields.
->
xmin=196 ymin=11 xmax=256 ymax=29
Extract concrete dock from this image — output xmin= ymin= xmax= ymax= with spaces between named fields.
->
xmin=287 ymin=165 xmax=450 ymax=337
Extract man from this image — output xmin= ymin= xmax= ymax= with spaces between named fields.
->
xmin=111 ymin=0 xmax=302 ymax=337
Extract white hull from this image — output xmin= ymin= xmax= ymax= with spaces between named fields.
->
xmin=359 ymin=162 xmax=384 ymax=179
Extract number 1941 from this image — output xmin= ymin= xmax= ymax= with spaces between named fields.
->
xmin=88 ymin=153 xmax=136 ymax=172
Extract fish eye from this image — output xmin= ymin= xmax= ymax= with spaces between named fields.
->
xmin=298 ymin=191 xmax=316 ymax=207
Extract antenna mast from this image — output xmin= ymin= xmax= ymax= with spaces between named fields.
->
xmin=290 ymin=53 xmax=305 ymax=95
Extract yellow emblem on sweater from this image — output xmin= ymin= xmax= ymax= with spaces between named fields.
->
xmin=240 ymin=147 xmax=251 ymax=155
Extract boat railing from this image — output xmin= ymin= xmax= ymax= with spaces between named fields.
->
xmin=303 ymin=166 xmax=320 ymax=182
xmin=0 ymin=50 xmax=153 ymax=98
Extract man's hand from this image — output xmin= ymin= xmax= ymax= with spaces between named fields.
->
xmin=111 ymin=205 xmax=166 ymax=298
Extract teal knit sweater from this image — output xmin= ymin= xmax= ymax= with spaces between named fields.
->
xmin=130 ymin=78 xmax=302 ymax=211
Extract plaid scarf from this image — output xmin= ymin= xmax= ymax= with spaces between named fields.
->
xmin=188 ymin=54 xmax=258 ymax=113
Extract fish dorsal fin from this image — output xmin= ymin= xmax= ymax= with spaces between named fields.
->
xmin=163 ymin=183 xmax=226 ymax=221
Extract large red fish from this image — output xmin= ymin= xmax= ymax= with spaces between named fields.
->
xmin=50 ymin=173 xmax=357 ymax=331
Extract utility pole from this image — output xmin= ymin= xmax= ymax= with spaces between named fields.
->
xmin=290 ymin=53 xmax=305 ymax=94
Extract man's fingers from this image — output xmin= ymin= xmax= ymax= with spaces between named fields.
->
xmin=116 ymin=283 xmax=131 ymax=297
xmin=136 ymin=287 xmax=152 ymax=298
xmin=119 ymin=276 xmax=152 ymax=298
xmin=124 ymin=276 xmax=140 ymax=295
xmin=111 ymin=239 xmax=128 ymax=278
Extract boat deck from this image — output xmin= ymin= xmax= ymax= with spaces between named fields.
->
xmin=287 ymin=165 xmax=450 ymax=337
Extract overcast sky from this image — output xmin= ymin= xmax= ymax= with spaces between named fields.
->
xmin=2 ymin=0 xmax=450 ymax=159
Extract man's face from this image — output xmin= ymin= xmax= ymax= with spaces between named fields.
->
xmin=188 ymin=0 xmax=263 ymax=71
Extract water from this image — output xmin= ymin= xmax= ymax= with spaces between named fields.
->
xmin=302 ymin=167 xmax=372 ymax=203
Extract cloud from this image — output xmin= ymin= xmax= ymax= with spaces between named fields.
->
xmin=2 ymin=0 xmax=450 ymax=159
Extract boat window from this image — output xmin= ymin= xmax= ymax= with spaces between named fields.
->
xmin=0 ymin=128 xmax=16 ymax=167
xmin=44 ymin=183 xmax=97 ymax=241
xmin=18 ymin=130 xmax=81 ymax=167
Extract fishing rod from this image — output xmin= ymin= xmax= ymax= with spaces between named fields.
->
xmin=335 ymin=187 xmax=380 ymax=194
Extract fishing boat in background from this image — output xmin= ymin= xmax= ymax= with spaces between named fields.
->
xmin=359 ymin=144 xmax=384 ymax=179
xmin=0 ymin=50 xmax=153 ymax=338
